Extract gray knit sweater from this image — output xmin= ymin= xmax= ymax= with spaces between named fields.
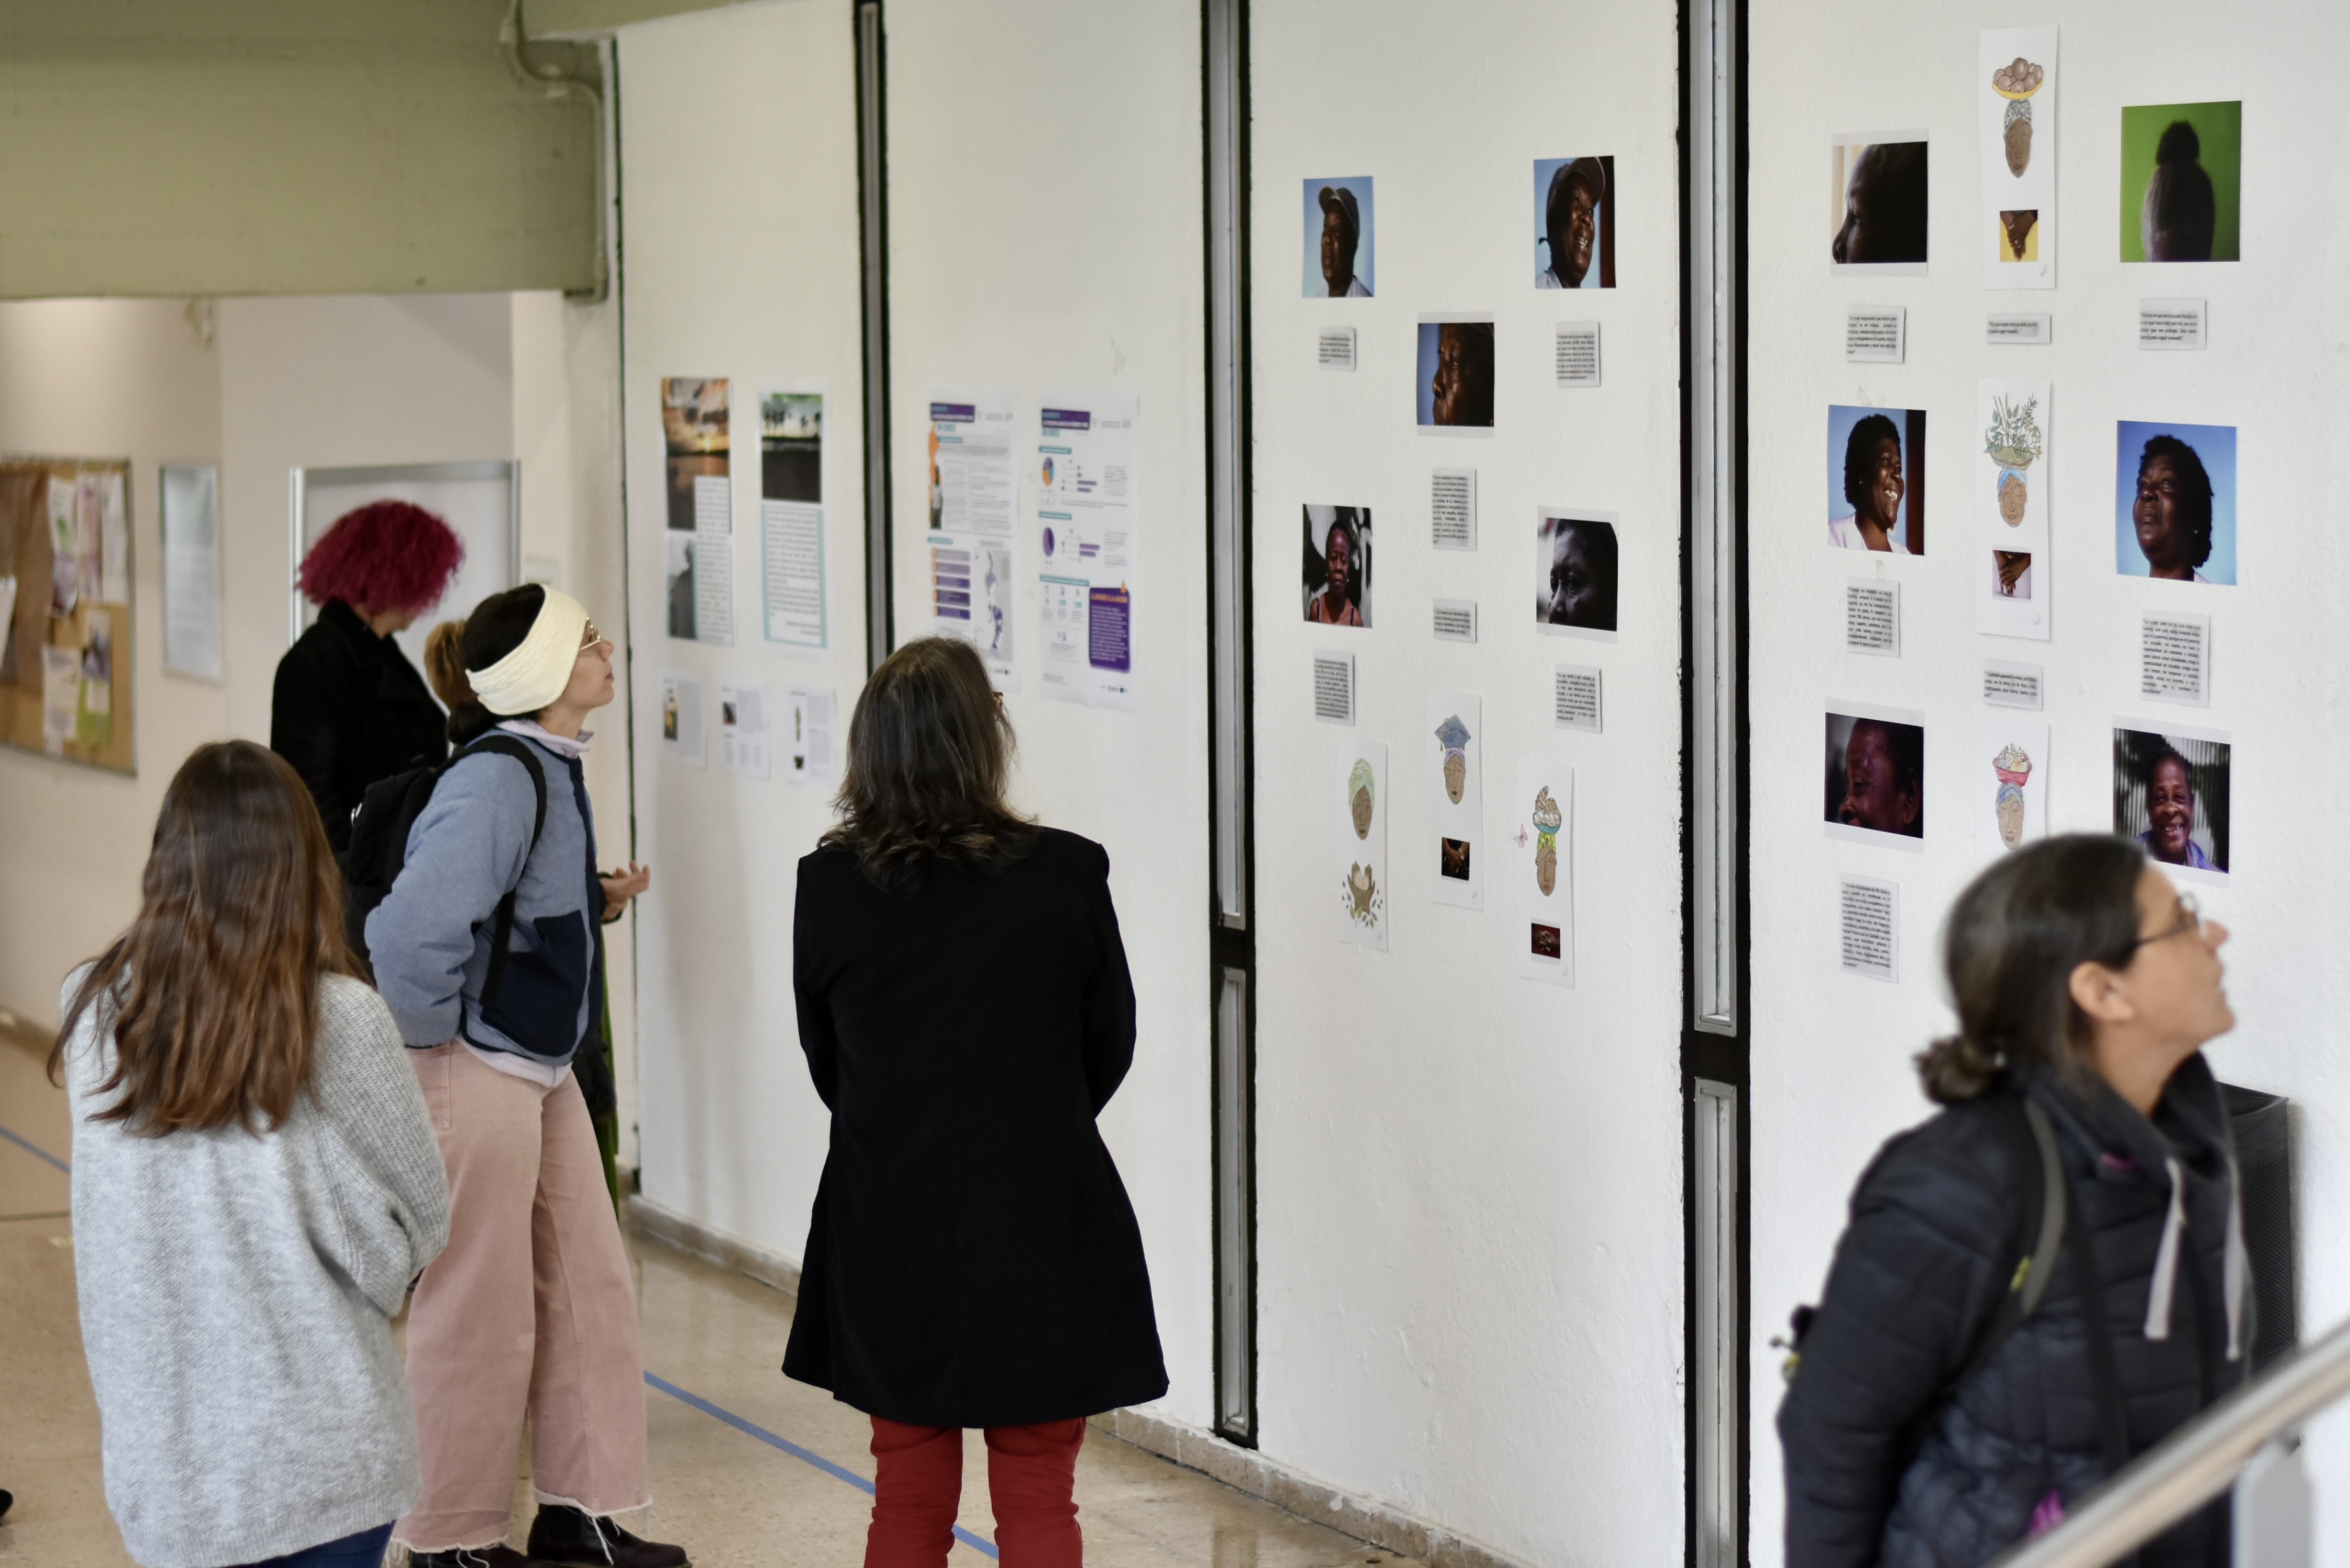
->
xmin=62 ymin=969 xmax=451 ymax=1568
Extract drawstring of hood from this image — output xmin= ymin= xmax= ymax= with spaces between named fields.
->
xmin=2141 ymin=1150 xmax=2249 ymax=1359
xmin=2143 ymin=1156 xmax=2186 ymax=1340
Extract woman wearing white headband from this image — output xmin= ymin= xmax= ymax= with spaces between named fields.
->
xmin=365 ymin=585 xmax=681 ymax=1568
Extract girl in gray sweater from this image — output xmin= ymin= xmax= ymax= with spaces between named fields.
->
xmin=55 ymin=740 xmax=450 ymax=1568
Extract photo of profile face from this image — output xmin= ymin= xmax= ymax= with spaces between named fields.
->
xmin=2121 ymin=103 xmax=2241 ymax=262
xmin=1302 ymin=505 xmax=1371 ymax=627
xmin=1304 ymin=178 xmax=1374 ymax=297
xmin=1535 ymin=513 xmax=1618 ymax=634
xmin=2115 ymin=420 xmax=2236 ymax=584
xmin=1416 ymin=321 xmax=1495 ymax=429
xmin=2114 ymin=728 xmax=2229 ymax=875
xmin=1825 ymin=712 xmax=1925 ymax=840
xmin=1826 ymin=406 xmax=1926 ymax=554
xmin=1533 ymin=156 xmax=1615 ymax=289
xmin=1831 ymin=140 xmax=1929 ymax=266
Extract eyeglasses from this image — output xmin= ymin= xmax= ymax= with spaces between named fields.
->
xmin=2130 ymin=892 xmax=2205 ymax=952
xmin=580 ymin=623 xmax=611 ymax=652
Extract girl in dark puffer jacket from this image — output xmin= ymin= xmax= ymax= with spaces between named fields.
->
xmin=1781 ymin=834 xmax=2250 ymax=1568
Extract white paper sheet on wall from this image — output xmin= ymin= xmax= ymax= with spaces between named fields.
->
xmin=1513 ymin=759 xmax=1574 ymax=985
xmin=658 ymin=673 xmax=706 ymax=767
xmin=1979 ymin=26 xmax=2057 ymax=289
xmin=1839 ymin=875 xmax=1899 ymax=981
xmin=759 ymin=387 xmax=827 ymax=653
xmin=41 ymin=645 xmax=77 ymax=753
xmin=786 ymin=686 xmax=837 ymax=783
xmin=1335 ymin=742 xmax=1388 ymax=950
xmin=1035 ymin=389 xmax=1137 ymax=710
xmin=96 ymin=471 xmax=129 ymax=606
xmin=1977 ymin=378 xmax=2052 ymax=640
xmin=1976 ymin=713 xmax=2049 ymax=860
xmin=1426 ymin=693 xmax=1482 ymax=910
xmin=720 ymin=681 xmax=770 ymax=778
xmin=927 ymin=385 xmax=1017 ymax=690
xmin=161 ymin=465 xmax=223 ymax=682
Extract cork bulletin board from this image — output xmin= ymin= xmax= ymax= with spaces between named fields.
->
xmin=0 ymin=457 xmax=136 ymax=775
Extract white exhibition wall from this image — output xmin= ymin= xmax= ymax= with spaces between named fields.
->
xmin=1248 ymin=2 xmax=1687 ymax=1560
xmin=612 ymin=0 xmax=1695 ymax=1557
xmin=1747 ymin=3 xmax=2350 ymax=1565
xmin=881 ymin=0 xmax=1217 ymax=1432
xmin=617 ymin=4 xmax=874 ymax=1256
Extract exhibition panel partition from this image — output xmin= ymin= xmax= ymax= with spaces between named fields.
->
xmin=1747 ymin=4 xmax=2350 ymax=1562
xmin=880 ymin=0 xmax=1219 ymax=1429
xmin=1249 ymin=1 xmax=1689 ymax=1560
xmin=617 ymin=5 xmax=874 ymax=1255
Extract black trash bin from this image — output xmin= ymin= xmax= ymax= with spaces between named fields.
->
xmin=2221 ymin=1082 xmax=2295 ymax=1370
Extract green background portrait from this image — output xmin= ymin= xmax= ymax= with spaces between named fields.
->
xmin=2119 ymin=101 xmax=2242 ymax=261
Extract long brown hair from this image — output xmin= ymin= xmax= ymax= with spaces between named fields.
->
xmin=1917 ymin=834 xmax=2146 ymax=1103
xmin=823 ymin=636 xmax=1036 ymax=887
xmin=52 ymin=741 xmax=358 ymax=1133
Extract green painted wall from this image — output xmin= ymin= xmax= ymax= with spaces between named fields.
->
xmin=0 ymin=2 xmax=602 ymax=298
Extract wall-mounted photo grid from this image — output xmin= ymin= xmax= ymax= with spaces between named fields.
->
xmin=1813 ymin=26 xmax=2263 ymax=993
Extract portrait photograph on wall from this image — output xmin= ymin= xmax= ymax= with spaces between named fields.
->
xmin=2115 ymin=420 xmax=2237 ymax=584
xmin=1830 ymin=133 xmax=1929 ymax=272
xmin=1826 ymin=405 xmax=1926 ymax=554
xmin=1305 ymin=177 xmax=1375 ymax=297
xmin=2120 ymin=102 xmax=2241 ymax=262
xmin=1416 ymin=318 xmax=1495 ymax=431
xmin=1824 ymin=707 xmax=1927 ymax=848
xmin=1532 ymin=156 xmax=1616 ymax=289
xmin=1303 ymin=504 xmax=1372 ymax=627
xmin=1534 ymin=510 xmax=1618 ymax=639
xmin=2114 ymin=725 xmax=2230 ymax=880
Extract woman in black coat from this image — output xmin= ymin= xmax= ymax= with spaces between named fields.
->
xmin=1780 ymin=835 xmax=2250 ymax=1568
xmin=269 ymin=500 xmax=464 ymax=849
xmin=786 ymin=636 xmax=1165 ymax=1568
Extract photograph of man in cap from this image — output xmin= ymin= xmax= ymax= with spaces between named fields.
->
xmin=1534 ymin=156 xmax=1615 ymax=289
xmin=1306 ymin=177 xmax=1374 ymax=297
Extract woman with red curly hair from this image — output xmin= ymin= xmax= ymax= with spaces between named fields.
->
xmin=270 ymin=501 xmax=466 ymax=849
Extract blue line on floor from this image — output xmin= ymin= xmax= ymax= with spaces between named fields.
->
xmin=644 ymin=1371 xmax=999 ymax=1559
xmin=0 ymin=1120 xmax=70 ymax=1175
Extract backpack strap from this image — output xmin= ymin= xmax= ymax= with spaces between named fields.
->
xmin=1895 ymin=1087 xmax=2069 ymax=1468
xmin=453 ymin=735 xmax=548 ymax=1009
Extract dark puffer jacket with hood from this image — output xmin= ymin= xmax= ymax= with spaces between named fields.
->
xmin=1779 ymin=1053 xmax=2250 ymax=1568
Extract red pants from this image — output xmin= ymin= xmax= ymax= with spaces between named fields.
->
xmin=866 ymin=1415 xmax=1086 ymax=1568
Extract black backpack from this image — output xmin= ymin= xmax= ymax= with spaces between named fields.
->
xmin=339 ymin=735 xmax=547 ymax=972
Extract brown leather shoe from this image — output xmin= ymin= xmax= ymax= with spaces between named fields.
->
xmin=525 ymin=1506 xmax=689 ymax=1568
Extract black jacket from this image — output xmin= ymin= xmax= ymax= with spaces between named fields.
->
xmin=1780 ymin=1054 xmax=2248 ymax=1568
xmin=783 ymin=829 xmax=1168 ymax=1428
xmin=270 ymin=599 xmax=448 ymax=850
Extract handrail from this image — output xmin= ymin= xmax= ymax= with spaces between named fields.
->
xmin=1988 ymin=1315 xmax=2350 ymax=1568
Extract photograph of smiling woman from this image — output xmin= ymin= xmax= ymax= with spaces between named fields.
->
xmin=1827 ymin=405 xmax=1927 ymax=553
xmin=2114 ymin=727 xmax=2230 ymax=878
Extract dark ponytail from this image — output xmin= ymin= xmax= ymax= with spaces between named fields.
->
xmin=445 ymin=584 xmax=546 ymax=746
xmin=1917 ymin=834 xmax=2147 ymax=1103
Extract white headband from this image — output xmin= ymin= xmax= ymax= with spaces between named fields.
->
xmin=467 ymin=587 xmax=591 ymax=716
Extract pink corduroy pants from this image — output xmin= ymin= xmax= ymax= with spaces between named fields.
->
xmin=394 ymin=1042 xmax=649 ymax=1553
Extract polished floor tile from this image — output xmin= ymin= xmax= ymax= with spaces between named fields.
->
xmin=0 ymin=1015 xmax=1412 ymax=1568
